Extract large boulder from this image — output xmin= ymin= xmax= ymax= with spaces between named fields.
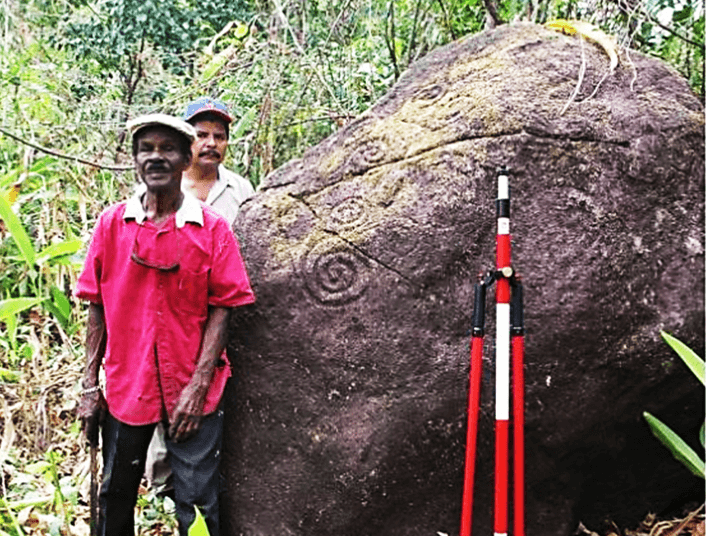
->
xmin=222 ymin=23 xmax=704 ymax=536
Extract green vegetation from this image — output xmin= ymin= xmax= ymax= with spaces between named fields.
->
xmin=644 ymin=331 xmax=705 ymax=479
xmin=0 ymin=0 xmax=702 ymax=533
xmin=188 ymin=506 xmax=210 ymax=536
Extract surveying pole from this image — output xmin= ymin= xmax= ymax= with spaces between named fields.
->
xmin=460 ymin=167 xmax=525 ymax=536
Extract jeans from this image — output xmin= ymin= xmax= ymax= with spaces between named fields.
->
xmin=98 ymin=408 xmax=223 ymax=536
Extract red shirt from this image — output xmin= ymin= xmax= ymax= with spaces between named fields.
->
xmin=75 ymin=193 xmax=255 ymax=425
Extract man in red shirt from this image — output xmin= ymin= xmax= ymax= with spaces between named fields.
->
xmin=144 ymin=97 xmax=256 ymax=495
xmin=76 ymin=113 xmax=255 ymax=536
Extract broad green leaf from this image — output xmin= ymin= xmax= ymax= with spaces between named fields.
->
xmin=25 ymin=460 xmax=51 ymax=474
xmin=45 ymin=289 xmax=72 ymax=329
xmin=234 ymin=22 xmax=249 ymax=39
xmin=661 ymin=331 xmax=705 ymax=386
xmin=0 ymin=169 xmax=21 ymax=191
xmin=188 ymin=505 xmax=210 ymax=536
xmin=0 ymin=195 xmax=35 ymax=267
xmin=200 ymin=48 xmax=231 ymax=83
xmin=44 ymin=302 xmax=68 ymax=329
xmin=49 ymin=286 xmax=71 ymax=321
xmin=20 ymin=344 xmax=33 ymax=361
xmin=0 ymin=368 xmax=20 ymax=383
xmin=37 ymin=239 xmax=84 ymax=265
xmin=5 ymin=314 xmax=17 ymax=350
xmin=644 ymin=412 xmax=705 ymax=479
xmin=231 ymin=108 xmax=257 ymax=140
xmin=27 ymin=156 xmax=58 ymax=176
xmin=673 ymin=5 xmax=693 ymax=23
xmin=0 ymin=298 xmax=44 ymax=320
xmin=700 ymin=423 xmax=705 ymax=448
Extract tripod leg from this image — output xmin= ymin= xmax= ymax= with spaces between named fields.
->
xmin=461 ymin=335 xmax=484 ymax=536
xmin=460 ymin=280 xmax=488 ymax=536
xmin=512 ymin=334 xmax=525 ymax=536
xmin=512 ymin=281 xmax=525 ymax=536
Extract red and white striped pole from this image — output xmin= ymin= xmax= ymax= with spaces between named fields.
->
xmin=495 ymin=168 xmax=512 ymax=536
xmin=460 ymin=167 xmax=524 ymax=536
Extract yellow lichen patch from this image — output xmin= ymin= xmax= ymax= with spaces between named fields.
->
xmin=264 ymin=155 xmax=428 ymax=270
xmin=317 ymin=147 xmax=349 ymax=181
xmin=313 ymin=28 xmax=567 ymax=186
xmin=314 ymin=44 xmax=514 ymax=185
xmin=267 ymin=224 xmax=335 ymax=270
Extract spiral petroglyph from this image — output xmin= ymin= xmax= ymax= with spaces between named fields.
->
xmin=302 ymin=239 xmax=370 ymax=305
xmin=354 ymin=140 xmax=387 ymax=167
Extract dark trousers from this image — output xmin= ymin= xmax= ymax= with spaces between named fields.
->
xmin=98 ymin=408 xmax=223 ymax=536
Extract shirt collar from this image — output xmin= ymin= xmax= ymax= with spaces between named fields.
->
xmin=205 ymin=167 xmax=228 ymax=205
xmin=123 ymin=191 xmax=204 ymax=228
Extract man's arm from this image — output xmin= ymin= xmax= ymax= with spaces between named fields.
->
xmin=169 ymin=306 xmax=230 ymax=442
xmin=77 ymin=302 xmax=108 ymax=444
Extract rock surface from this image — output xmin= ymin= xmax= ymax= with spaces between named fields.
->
xmin=222 ymin=23 xmax=705 ymax=536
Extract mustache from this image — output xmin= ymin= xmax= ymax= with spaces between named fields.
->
xmin=198 ymin=150 xmax=221 ymax=158
xmin=145 ymin=162 xmax=170 ymax=171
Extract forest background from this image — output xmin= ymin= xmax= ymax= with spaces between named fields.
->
xmin=0 ymin=0 xmax=703 ymax=534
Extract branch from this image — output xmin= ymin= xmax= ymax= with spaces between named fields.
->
xmin=406 ymin=0 xmax=423 ymax=66
xmin=615 ymin=0 xmax=701 ymax=48
xmin=385 ymin=0 xmax=400 ymax=79
xmin=436 ymin=0 xmax=457 ymax=41
xmin=646 ymin=13 xmax=701 ymax=48
xmin=272 ymin=0 xmax=306 ymax=55
xmin=483 ymin=0 xmax=503 ymax=28
xmin=0 ymin=126 xmax=132 ymax=171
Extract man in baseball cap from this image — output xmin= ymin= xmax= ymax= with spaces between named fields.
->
xmin=180 ymin=97 xmax=255 ymax=227
xmin=76 ymin=113 xmax=255 ymax=536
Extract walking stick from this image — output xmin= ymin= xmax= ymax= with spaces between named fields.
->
xmin=90 ymin=441 xmax=98 ymax=536
xmin=460 ymin=167 xmax=525 ymax=536
xmin=89 ymin=432 xmax=99 ymax=536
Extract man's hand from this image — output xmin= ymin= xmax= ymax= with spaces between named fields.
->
xmin=169 ymin=306 xmax=230 ymax=443
xmin=78 ymin=389 xmax=107 ymax=446
xmin=169 ymin=380 xmax=207 ymax=442
xmin=79 ymin=303 xmax=107 ymax=446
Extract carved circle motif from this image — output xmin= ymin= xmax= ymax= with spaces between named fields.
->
xmin=355 ymin=140 xmax=387 ymax=166
xmin=302 ymin=240 xmax=370 ymax=306
xmin=330 ymin=196 xmax=367 ymax=229
xmin=417 ymin=84 xmax=445 ymax=101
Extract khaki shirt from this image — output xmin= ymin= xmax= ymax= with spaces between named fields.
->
xmin=208 ymin=165 xmax=255 ymax=227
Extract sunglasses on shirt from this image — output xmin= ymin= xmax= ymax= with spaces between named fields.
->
xmin=130 ymin=224 xmax=181 ymax=272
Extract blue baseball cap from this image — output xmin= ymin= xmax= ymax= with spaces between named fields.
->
xmin=183 ymin=97 xmax=233 ymax=124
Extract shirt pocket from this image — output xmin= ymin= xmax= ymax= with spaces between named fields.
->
xmin=176 ymin=267 xmax=209 ymax=316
